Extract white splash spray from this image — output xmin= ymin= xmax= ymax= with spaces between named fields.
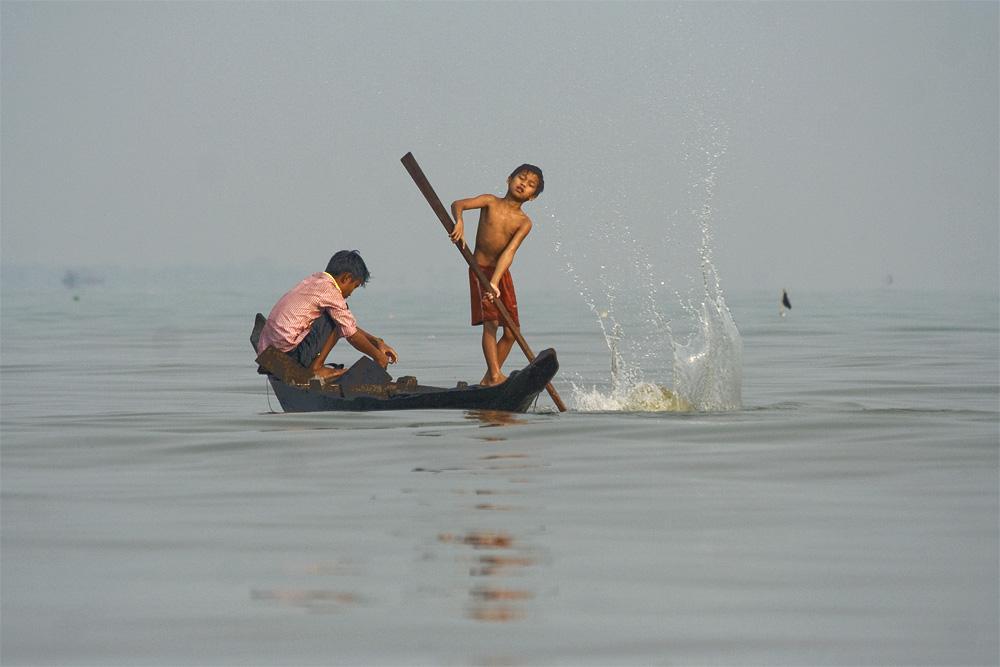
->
xmin=553 ymin=118 xmax=742 ymax=413
xmin=672 ymin=116 xmax=743 ymax=411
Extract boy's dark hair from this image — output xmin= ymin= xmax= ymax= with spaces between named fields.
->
xmin=326 ymin=250 xmax=370 ymax=286
xmin=509 ymin=164 xmax=544 ymax=196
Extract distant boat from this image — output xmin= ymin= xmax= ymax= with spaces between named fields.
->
xmin=780 ymin=289 xmax=792 ymax=317
xmin=61 ymin=269 xmax=103 ymax=289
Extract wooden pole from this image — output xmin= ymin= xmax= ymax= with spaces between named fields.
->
xmin=400 ymin=152 xmax=567 ymax=412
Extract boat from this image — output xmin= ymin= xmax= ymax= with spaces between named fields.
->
xmin=251 ymin=314 xmax=559 ymax=413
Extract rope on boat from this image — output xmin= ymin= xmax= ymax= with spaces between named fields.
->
xmin=264 ymin=377 xmax=276 ymax=414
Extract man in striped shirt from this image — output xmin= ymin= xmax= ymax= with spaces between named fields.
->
xmin=257 ymin=250 xmax=397 ymax=381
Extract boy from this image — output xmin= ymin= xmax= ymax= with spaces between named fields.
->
xmin=256 ymin=250 xmax=397 ymax=380
xmin=450 ymin=164 xmax=543 ymax=386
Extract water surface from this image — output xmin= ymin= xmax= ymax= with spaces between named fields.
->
xmin=2 ymin=284 xmax=997 ymax=665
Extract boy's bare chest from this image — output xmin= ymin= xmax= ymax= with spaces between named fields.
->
xmin=480 ymin=206 xmax=525 ymax=238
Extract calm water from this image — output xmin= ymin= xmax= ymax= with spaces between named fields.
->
xmin=2 ymin=281 xmax=997 ymax=666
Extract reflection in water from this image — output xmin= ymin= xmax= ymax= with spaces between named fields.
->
xmin=475 ymin=503 xmax=515 ymax=511
xmin=467 ymin=606 xmax=525 ymax=622
xmin=296 ymin=560 xmax=359 ymax=576
xmin=251 ymin=589 xmax=360 ymax=614
xmin=438 ymin=531 xmax=540 ymax=623
xmin=464 ymin=410 xmax=527 ymax=426
xmin=254 ymin=560 xmax=363 ymax=614
xmin=414 ymin=414 xmax=548 ymax=626
xmin=471 ymin=555 xmax=536 ymax=577
xmin=412 ymin=465 xmax=472 ymax=473
xmin=450 ymin=488 xmax=523 ymax=497
xmin=470 ymin=587 xmax=533 ymax=601
xmin=439 ymin=531 xmax=514 ymax=549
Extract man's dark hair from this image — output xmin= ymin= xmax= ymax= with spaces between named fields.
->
xmin=509 ymin=164 xmax=544 ymax=196
xmin=326 ymin=250 xmax=370 ymax=286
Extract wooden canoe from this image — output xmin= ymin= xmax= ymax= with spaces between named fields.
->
xmin=251 ymin=314 xmax=559 ymax=413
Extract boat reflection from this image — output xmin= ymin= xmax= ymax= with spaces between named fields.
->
xmin=464 ymin=410 xmax=527 ymax=426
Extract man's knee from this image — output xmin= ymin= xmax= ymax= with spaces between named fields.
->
xmin=500 ymin=326 xmax=515 ymax=341
xmin=291 ymin=314 xmax=336 ymax=366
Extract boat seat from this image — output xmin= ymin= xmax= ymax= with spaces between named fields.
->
xmin=256 ymin=346 xmax=314 ymax=385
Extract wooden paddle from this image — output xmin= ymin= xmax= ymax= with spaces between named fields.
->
xmin=400 ymin=152 xmax=567 ymax=412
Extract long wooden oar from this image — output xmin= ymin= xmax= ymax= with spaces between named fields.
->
xmin=400 ymin=152 xmax=567 ymax=412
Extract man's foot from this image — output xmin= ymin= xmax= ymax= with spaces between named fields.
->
xmin=313 ymin=366 xmax=347 ymax=381
xmin=479 ymin=371 xmax=507 ymax=387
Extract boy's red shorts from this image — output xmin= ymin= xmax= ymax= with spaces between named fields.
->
xmin=469 ymin=265 xmax=520 ymax=328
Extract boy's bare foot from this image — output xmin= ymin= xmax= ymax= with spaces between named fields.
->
xmin=479 ymin=372 xmax=507 ymax=387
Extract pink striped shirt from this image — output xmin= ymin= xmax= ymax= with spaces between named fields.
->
xmin=257 ymin=272 xmax=358 ymax=354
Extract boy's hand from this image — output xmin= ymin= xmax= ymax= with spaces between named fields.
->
xmin=372 ymin=349 xmax=390 ymax=369
xmin=449 ymin=219 xmax=464 ymax=244
xmin=484 ymin=282 xmax=500 ymax=302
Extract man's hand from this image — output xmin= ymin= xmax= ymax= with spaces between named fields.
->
xmin=372 ymin=349 xmax=389 ymax=369
xmin=378 ymin=340 xmax=398 ymax=364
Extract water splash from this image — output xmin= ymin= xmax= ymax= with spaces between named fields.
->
xmin=552 ymin=118 xmax=742 ymax=413
xmin=574 ymin=379 xmax=694 ymax=413
xmin=568 ymin=287 xmax=741 ymax=413
xmin=672 ymin=295 xmax=743 ymax=411
xmin=672 ymin=114 xmax=743 ymax=411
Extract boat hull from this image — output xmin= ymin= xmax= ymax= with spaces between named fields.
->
xmin=267 ymin=348 xmax=559 ymax=413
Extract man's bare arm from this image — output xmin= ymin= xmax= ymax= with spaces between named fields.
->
xmin=449 ymin=194 xmax=495 ymax=244
xmin=346 ymin=330 xmax=390 ymax=368
xmin=356 ymin=327 xmax=397 ymax=364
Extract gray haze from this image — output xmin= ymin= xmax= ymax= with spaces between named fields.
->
xmin=2 ymin=1 xmax=997 ymax=292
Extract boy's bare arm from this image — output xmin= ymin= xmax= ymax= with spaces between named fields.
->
xmin=488 ymin=219 xmax=532 ymax=297
xmin=449 ymin=194 xmax=496 ymax=245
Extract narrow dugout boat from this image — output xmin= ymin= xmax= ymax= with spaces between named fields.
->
xmin=251 ymin=314 xmax=559 ymax=413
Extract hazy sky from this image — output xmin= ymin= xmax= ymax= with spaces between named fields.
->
xmin=2 ymin=1 xmax=997 ymax=292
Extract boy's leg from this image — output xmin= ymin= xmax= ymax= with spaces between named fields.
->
xmin=496 ymin=325 xmax=516 ymax=368
xmin=480 ymin=319 xmax=507 ymax=386
xmin=489 ymin=270 xmax=519 ymax=372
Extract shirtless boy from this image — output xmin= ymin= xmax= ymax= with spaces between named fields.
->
xmin=256 ymin=250 xmax=397 ymax=380
xmin=450 ymin=164 xmax=544 ymax=386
